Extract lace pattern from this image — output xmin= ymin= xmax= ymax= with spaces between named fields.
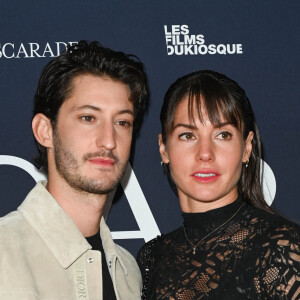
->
xmin=137 ymin=201 xmax=300 ymax=300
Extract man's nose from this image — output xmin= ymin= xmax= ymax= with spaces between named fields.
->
xmin=96 ymin=122 xmax=117 ymax=150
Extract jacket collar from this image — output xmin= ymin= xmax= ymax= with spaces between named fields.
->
xmin=18 ymin=181 xmax=127 ymax=275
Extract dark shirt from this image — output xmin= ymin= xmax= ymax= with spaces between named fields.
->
xmin=137 ymin=198 xmax=300 ymax=299
xmin=86 ymin=232 xmax=117 ymax=300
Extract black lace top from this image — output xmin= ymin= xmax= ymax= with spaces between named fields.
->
xmin=137 ymin=198 xmax=300 ymax=299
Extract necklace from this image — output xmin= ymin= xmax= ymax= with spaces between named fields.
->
xmin=182 ymin=202 xmax=245 ymax=255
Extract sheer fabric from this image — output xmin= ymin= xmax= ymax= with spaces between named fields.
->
xmin=137 ymin=199 xmax=300 ymax=299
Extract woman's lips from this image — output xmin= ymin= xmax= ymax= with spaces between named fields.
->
xmin=88 ymin=158 xmax=115 ymax=166
xmin=191 ymin=170 xmax=220 ymax=183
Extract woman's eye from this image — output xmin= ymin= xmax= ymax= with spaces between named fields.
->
xmin=178 ymin=132 xmax=195 ymax=141
xmin=217 ymin=131 xmax=232 ymax=140
xmin=81 ymin=116 xmax=95 ymax=122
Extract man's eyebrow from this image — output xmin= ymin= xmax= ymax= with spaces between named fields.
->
xmin=74 ymin=105 xmax=101 ymax=111
xmin=118 ymin=109 xmax=134 ymax=116
xmin=73 ymin=105 xmax=134 ymax=116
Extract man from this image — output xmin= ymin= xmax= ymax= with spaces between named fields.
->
xmin=0 ymin=41 xmax=148 ymax=299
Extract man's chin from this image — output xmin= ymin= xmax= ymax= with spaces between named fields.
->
xmin=69 ymin=177 xmax=119 ymax=195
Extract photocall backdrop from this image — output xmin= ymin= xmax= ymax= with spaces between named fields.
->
xmin=0 ymin=1 xmax=299 ymax=256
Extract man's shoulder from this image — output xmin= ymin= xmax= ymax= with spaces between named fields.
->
xmin=0 ymin=210 xmax=34 ymax=253
xmin=114 ymin=242 xmax=141 ymax=273
xmin=0 ymin=210 xmax=26 ymax=234
xmin=100 ymin=218 xmax=141 ymax=273
xmin=0 ymin=210 xmax=35 ymax=279
xmin=113 ymin=242 xmax=142 ymax=293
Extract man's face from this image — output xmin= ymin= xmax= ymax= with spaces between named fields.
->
xmin=52 ymin=74 xmax=134 ymax=195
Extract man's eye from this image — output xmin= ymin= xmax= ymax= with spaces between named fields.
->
xmin=217 ymin=131 xmax=232 ymax=140
xmin=178 ymin=132 xmax=195 ymax=141
xmin=116 ymin=120 xmax=132 ymax=128
xmin=81 ymin=116 xmax=95 ymax=122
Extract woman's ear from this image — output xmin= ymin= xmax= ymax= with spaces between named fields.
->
xmin=32 ymin=113 xmax=53 ymax=148
xmin=158 ymin=134 xmax=169 ymax=164
xmin=243 ymin=131 xmax=254 ymax=163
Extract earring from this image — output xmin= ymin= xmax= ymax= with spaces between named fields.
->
xmin=160 ymin=161 xmax=163 ymax=166
xmin=245 ymin=160 xmax=249 ymax=168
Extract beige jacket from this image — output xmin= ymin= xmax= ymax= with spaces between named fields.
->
xmin=0 ymin=181 xmax=142 ymax=300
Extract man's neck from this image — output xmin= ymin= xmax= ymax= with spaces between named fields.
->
xmin=47 ymin=175 xmax=107 ymax=237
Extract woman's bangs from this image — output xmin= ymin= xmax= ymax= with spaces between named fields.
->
xmin=187 ymin=81 xmax=242 ymax=130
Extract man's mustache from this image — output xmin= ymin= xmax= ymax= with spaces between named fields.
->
xmin=83 ymin=150 xmax=119 ymax=163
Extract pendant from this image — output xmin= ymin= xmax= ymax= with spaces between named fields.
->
xmin=193 ymin=247 xmax=196 ymax=255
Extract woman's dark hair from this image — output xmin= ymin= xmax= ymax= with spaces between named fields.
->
xmin=160 ymin=70 xmax=272 ymax=213
xmin=33 ymin=40 xmax=149 ymax=171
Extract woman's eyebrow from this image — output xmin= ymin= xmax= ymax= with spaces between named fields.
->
xmin=173 ymin=123 xmax=197 ymax=130
xmin=173 ymin=122 xmax=233 ymax=130
xmin=214 ymin=121 xmax=233 ymax=128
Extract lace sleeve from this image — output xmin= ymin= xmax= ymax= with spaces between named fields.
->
xmin=254 ymin=224 xmax=300 ymax=299
xmin=137 ymin=236 xmax=161 ymax=300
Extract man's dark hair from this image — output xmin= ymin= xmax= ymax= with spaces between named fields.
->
xmin=33 ymin=40 xmax=149 ymax=171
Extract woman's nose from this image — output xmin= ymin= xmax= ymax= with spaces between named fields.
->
xmin=195 ymin=139 xmax=215 ymax=162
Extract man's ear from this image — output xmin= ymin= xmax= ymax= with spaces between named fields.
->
xmin=158 ymin=134 xmax=169 ymax=164
xmin=243 ymin=131 xmax=254 ymax=163
xmin=32 ymin=113 xmax=53 ymax=148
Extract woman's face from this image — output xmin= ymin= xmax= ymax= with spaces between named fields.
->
xmin=159 ymin=97 xmax=253 ymax=212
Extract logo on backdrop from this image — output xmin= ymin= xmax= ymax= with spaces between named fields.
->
xmin=0 ymin=41 xmax=78 ymax=59
xmin=164 ymin=25 xmax=243 ymax=56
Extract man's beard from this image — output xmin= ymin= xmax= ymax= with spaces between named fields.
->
xmin=53 ymin=131 xmax=128 ymax=195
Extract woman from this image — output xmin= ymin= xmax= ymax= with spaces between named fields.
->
xmin=137 ymin=70 xmax=300 ymax=299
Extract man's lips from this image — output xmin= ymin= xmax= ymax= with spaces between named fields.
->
xmin=191 ymin=170 xmax=220 ymax=183
xmin=88 ymin=158 xmax=115 ymax=166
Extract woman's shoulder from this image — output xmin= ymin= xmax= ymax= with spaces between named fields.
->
xmin=137 ymin=235 xmax=162 ymax=264
xmin=244 ymin=206 xmax=300 ymax=297
xmin=247 ymin=204 xmax=300 ymax=237
xmin=137 ymin=226 xmax=182 ymax=258
xmin=243 ymin=204 xmax=300 ymax=256
xmin=137 ymin=227 xmax=182 ymax=261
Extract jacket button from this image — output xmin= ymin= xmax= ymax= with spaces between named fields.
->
xmin=87 ymin=257 xmax=94 ymax=263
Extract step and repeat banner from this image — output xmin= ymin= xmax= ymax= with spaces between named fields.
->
xmin=0 ymin=1 xmax=299 ymax=256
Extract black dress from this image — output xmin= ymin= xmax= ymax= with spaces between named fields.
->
xmin=137 ymin=198 xmax=300 ymax=299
